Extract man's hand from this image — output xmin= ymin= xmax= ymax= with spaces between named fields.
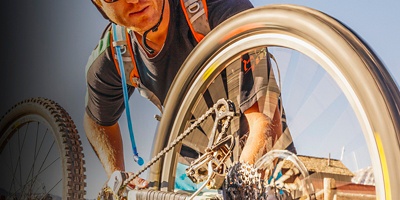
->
xmin=107 ymin=171 xmax=148 ymax=191
xmin=126 ymin=172 xmax=149 ymax=189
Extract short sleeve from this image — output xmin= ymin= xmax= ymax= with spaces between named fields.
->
xmin=207 ymin=0 xmax=254 ymax=29
xmin=85 ymin=47 xmax=134 ymax=126
xmin=238 ymin=48 xmax=280 ymax=120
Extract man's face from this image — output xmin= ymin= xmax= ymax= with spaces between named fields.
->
xmin=97 ymin=0 xmax=164 ymax=33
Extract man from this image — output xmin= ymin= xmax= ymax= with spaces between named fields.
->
xmin=84 ymin=0 xmax=294 ymax=192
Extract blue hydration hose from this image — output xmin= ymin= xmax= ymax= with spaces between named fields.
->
xmin=112 ymin=23 xmax=144 ymax=166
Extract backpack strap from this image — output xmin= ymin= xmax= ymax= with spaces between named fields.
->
xmin=111 ymin=24 xmax=164 ymax=112
xmin=109 ymin=1 xmax=210 ymax=112
xmin=110 ymin=0 xmax=210 ymax=86
xmin=110 ymin=24 xmax=140 ymax=87
xmin=180 ymin=0 xmax=211 ymax=42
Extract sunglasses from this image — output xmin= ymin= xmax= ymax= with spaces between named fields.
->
xmin=103 ymin=0 xmax=118 ymax=3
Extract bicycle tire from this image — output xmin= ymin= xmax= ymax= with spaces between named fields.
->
xmin=149 ymin=4 xmax=400 ymax=199
xmin=0 ymin=97 xmax=86 ymax=199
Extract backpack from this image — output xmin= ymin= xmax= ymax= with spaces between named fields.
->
xmin=110 ymin=0 xmax=211 ymax=112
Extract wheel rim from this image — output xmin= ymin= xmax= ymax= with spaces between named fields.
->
xmin=0 ymin=98 xmax=86 ymax=199
xmin=151 ymin=5 xmax=400 ymax=199
xmin=0 ymin=115 xmax=65 ymax=199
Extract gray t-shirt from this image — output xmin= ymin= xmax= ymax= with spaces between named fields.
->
xmin=85 ymin=0 xmax=297 ymax=154
xmin=85 ymin=0 xmax=254 ymax=126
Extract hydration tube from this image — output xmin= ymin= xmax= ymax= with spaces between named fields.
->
xmin=112 ymin=23 xmax=144 ymax=166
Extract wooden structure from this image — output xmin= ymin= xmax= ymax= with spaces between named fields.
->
xmin=284 ymin=155 xmax=376 ymax=200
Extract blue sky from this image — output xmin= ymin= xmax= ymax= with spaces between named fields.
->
xmin=1 ymin=0 xmax=399 ymax=199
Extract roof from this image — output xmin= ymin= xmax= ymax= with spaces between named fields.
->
xmin=282 ymin=155 xmax=354 ymax=177
xmin=352 ymin=166 xmax=375 ymax=186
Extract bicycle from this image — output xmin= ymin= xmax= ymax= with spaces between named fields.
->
xmin=137 ymin=4 xmax=400 ymax=200
xmin=1 ymin=4 xmax=399 ymax=200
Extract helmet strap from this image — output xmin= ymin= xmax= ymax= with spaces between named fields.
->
xmin=142 ymin=0 xmax=166 ymax=54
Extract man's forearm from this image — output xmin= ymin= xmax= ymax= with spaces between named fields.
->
xmin=240 ymin=103 xmax=282 ymax=164
xmin=83 ymin=112 xmax=125 ymax=177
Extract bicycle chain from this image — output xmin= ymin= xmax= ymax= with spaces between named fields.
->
xmin=116 ymin=99 xmax=235 ymax=197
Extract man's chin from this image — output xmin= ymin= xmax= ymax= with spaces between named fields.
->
xmin=125 ymin=20 xmax=156 ymax=31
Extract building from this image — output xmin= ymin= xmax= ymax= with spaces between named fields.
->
xmin=283 ymin=155 xmax=376 ymax=200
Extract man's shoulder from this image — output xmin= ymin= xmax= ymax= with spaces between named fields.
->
xmin=206 ymin=0 xmax=253 ymax=10
xmin=85 ymin=25 xmax=113 ymax=71
xmin=205 ymin=0 xmax=253 ymax=28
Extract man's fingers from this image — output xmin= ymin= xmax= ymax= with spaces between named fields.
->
xmin=131 ymin=177 xmax=149 ymax=189
xmin=126 ymin=172 xmax=149 ymax=189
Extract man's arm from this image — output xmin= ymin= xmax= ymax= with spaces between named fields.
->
xmin=84 ymin=112 xmax=125 ymax=177
xmin=239 ymin=102 xmax=282 ymax=164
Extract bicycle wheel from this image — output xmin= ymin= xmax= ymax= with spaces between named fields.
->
xmin=0 ymin=97 xmax=86 ymax=199
xmin=149 ymin=4 xmax=400 ymax=199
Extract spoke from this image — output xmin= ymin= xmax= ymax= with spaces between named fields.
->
xmin=20 ymin=123 xmax=29 ymax=188
xmin=11 ymin=137 xmax=56 ymax=197
xmin=284 ymin=183 xmax=298 ymax=191
xmin=37 ymin=156 xmax=60 ymax=177
xmin=22 ymin=122 xmax=47 ymax=197
xmin=30 ymin=140 xmax=56 ymax=192
xmin=32 ymin=181 xmax=45 ymax=198
xmin=5 ymin=135 xmax=14 ymax=169
xmin=24 ymin=124 xmax=49 ymax=194
xmin=17 ymin=126 xmax=22 ymax=190
xmin=271 ymin=159 xmax=285 ymax=184
xmin=8 ymin=123 xmax=30 ymax=197
xmin=276 ymin=166 xmax=300 ymax=187
xmin=40 ymin=178 xmax=62 ymax=199
xmin=9 ymin=125 xmax=25 ymax=194
xmin=10 ymin=156 xmax=61 ymax=197
xmin=33 ymin=121 xmax=39 ymax=182
xmin=0 ymin=136 xmax=14 ymax=195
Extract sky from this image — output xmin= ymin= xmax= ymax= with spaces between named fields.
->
xmin=1 ymin=0 xmax=399 ymax=199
